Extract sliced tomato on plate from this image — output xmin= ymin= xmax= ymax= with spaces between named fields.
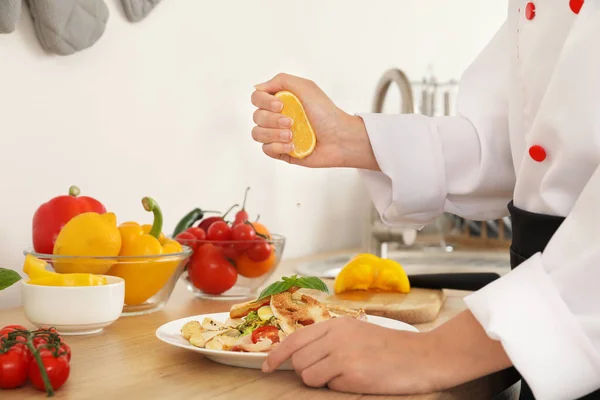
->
xmin=251 ymin=326 xmax=280 ymax=344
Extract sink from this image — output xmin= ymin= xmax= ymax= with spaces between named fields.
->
xmin=295 ymin=250 xmax=511 ymax=279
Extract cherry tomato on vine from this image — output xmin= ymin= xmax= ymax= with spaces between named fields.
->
xmin=0 ymin=325 xmax=27 ymax=339
xmin=28 ymin=353 xmax=70 ymax=392
xmin=59 ymin=343 xmax=72 ymax=362
xmin=0 ymin=325 xmax=27 ymax=333
xmin=33 ymin=337 xmax=48 ymax=349
xmin=0 ymin=346 xmax=29 ymax=389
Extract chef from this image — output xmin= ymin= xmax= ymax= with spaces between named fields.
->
xmin=250 ymin=1 xmax=600 ymax=399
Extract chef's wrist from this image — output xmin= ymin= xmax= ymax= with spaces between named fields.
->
xmin=427 ymin=310 xmax=514 ymax=389
xmin=338 ymin=114 xmax=381 ymax=171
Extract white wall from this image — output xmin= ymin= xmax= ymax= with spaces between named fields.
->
xmin=0 ymin=0 xmax=507 ymax=307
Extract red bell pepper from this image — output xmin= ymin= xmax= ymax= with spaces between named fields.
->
xmin=32 ymin=185 xmax=106 ymax=254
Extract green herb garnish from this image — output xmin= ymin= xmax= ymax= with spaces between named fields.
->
xmin=257 ymin=275 xmax=329 ymax=300
xmin=0 ymin=268 xmax=21 ymax=291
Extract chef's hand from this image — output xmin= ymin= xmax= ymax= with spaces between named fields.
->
xmin=262 ymin=311 xmax=514 ymax=395
xmin=251 ymin=73 xmax=379 ymax=170
xmin=262 ymin=317 xmax=439 ymax=395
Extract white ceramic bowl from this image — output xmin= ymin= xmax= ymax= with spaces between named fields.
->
xmin=21 ymin=276 xmax=125 ymax=335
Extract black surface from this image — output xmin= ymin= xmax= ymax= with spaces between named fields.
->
xmin=407 ymin=272 xmax=501 ymax=291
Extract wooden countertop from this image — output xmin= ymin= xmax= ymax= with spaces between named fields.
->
xmin=0 ymin=250 xmax=519 ymax=399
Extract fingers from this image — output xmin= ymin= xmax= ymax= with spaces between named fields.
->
xmin=251 ymin=90 xmax=283 ymax=112
xmin=290 ymin=333 xmax=333 ymax=373
xmin=262 ymin=321 xmax=331 ymax=372
xmin=253 ymin=109 xmax=293 ymax=129
xmin=299 ymin=355 xmax=343 ymax=388
xmin=262 ymin=143 xmax=294 ymax=159
xmin=252 ymin=127 xmax=292 ymax=144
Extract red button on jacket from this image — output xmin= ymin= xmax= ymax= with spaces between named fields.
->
xmin=529 ymin=145 xmax=547 ymax=162
xmin=570 ymin=0 xmax=584 ymax=14
xmin=525 ymin=2 xmax=536 ymax=20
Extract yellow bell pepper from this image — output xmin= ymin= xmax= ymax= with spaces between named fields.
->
xmin=23 ymin=254 xmax=107 ymax=286
xmin=106 ymin=197 xmax=183 ymax=305
xmin=334 ymin=253 xmax=411 ymax=294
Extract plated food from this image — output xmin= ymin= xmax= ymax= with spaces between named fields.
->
xmin=180 ymin=278 xmax=364 ymax=353
xmin=156 ymin=303 xmax=417 ymax=370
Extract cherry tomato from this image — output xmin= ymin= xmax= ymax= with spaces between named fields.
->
xmin=47 ymin=327 xmax=59 ymax=336
xmin=29 ymin=353 xmax=70 ymax=392
xmin=0 ymin=325 xmax=27 ymax=340
xmin=0 ymin=346 xmax=29 ymax=389
xmin=175 ymin=231 xmax=199 ymax=252
xmin=0 ymin=325 xmax=27 ymax=333
xmin=198 ymin=216 xmax=224 ymax=233
xmin=188 ymin=244 xmax=238 ymax=295
xmin=220 ymin=244 xmax=242 ymax=259
xmin=33 ymin=337 xmax=48 ymax=349
xmin=231 ymin=223 xmax=257 ymax=251
xmin=59 ymin=343 xmax=72 ymax=362
xmin=175 ymin=231 xmax=196 ymax=241
xmin=251 ymin=326 xmax=280 ymax=344
xmin=247 ymin=240 xmax=273 ymax=262
xmin=186 ymin=227 xmax=206 ymax=240
xmin=11 ymin=343 xmax=33 ymax=364
xmin=207 ymin=221 xmax=232 ymax=241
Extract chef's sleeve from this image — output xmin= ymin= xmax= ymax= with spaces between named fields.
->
xmin=464 ymin=5 xmax=600 ymax=399
xmin=357 ymin=20 xmax=515 ymax=229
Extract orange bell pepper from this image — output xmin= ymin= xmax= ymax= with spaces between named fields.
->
xmin=107 ymin=197 xmax=183 ymax=305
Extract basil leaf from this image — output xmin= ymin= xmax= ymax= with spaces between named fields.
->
xmin=257 ymin=280 xmax=294 ymax=300
xmin=257 ymin=275 xmax=329 ymax=300
xmin=0 ymin=268 xmax=21 ymax=291
xmin=295 ymin=276 xmax=330 ymax=294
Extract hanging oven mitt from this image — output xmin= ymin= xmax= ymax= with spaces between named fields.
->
xmin=0 ymin=0 xmax=21 ymax=34
xmin=25 ymin=0 xmax=109 ymax=56
xmin=121 ymin=0 xmax=162 ymax=23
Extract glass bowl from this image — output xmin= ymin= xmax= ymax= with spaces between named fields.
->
xmin=23 ymin=246 xmax=193 ymax=316
xmin=175 ymin=233 xmax=286 ymax=301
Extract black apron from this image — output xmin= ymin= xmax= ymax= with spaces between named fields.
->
xmin=508 ymin=201 xmax=600 ymax=400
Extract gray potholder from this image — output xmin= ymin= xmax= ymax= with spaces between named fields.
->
xmin=121 ymin=0 xmax=161 ymax=23
xmin=0 ymin=0 xmax=22 ymax=34
xmin=26 ymin=0 xmax=109 ymax=56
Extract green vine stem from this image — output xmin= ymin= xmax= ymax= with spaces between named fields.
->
xmin=26 ymin=339 xmax=55 ymax=397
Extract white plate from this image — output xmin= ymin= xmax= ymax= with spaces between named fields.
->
xmin=155 ymin=312 xmax=419 ymax=371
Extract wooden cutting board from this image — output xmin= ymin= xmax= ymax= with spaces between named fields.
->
xmin=305 ymin=287 xmax=446 ymax=325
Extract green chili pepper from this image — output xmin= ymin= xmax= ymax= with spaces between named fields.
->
xmin=172 ymin=208 xmax=219 ymax=237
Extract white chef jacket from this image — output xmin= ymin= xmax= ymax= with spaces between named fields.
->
xmin=357 ymin=1 xmax=600 ymax=399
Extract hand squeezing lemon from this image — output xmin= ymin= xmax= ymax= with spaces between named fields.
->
xmin=275 ymin=91 xmax=317 ymax=159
